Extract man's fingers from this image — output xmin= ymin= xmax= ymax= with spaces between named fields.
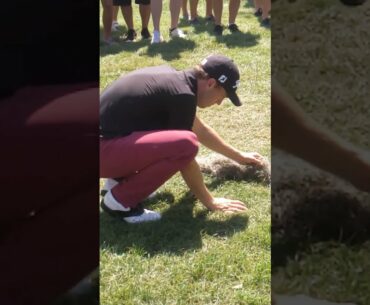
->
xmin=218 ymin=202 xmax=248 ymax=212
xmin=222 ymin=199 xmax=247 ymax=207
xmin=251 ymin=152 xmax=263 ymax=158
xmin=229 ymin=202 xmax=248 ymax=210
xmin=221 ymin=207 xmax=246 ymax=214
xmin=221 ymin=205 xmax=247 ymax=211
xmin=213 ymin=198 xmax=248 ymax=213
xmin=248 ymin=155 xmax=264 ymax=165
xmin=255 ymin=159 xmax=264 ymax=165
xmin=220 ymin=206 xmax=245 ymax=213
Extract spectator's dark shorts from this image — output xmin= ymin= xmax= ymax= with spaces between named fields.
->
xmin=113 ymin=0 xmax=150 ymax=6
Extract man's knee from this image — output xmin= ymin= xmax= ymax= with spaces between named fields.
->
xmin=177 ymin=131 xmax=199 ymax=159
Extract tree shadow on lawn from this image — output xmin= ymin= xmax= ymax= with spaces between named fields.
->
xmin=100 ymin=191 xmax=249 ymax=256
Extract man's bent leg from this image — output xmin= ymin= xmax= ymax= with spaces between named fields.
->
xmin=100 ymin=130 xmax=199 ymax=208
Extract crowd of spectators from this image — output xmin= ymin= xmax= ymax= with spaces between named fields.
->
xmin=101 ymin=0 xmax=270 ymax=44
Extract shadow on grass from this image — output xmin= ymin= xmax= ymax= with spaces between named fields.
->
xmin=216 ymin=31 xmax=261 ymax=48
xmin=100 ymin=38 xmax=148 ymax=57
xmin=244 ymin=0 xmax=256 ymax=9
xmin=185 ymin=18 xmax=261 ymax=48
xmin=100 ymin=191 xmax=249 ymax=256
xmin=145 ymin=38 xmax=196 ymax=61
xmin=205 ymin=175 xmax=270 ymax=189
xmin=100 ymin=23 xmax=259 ymax=58
xmin=99 ymin=26 xmax=196 ymax=61
xmin=99 ymin=26 xmax=147 ymax=57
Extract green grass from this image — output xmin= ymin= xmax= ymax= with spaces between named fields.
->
xmin=273 ymin=242 xmax=370 ymax=304
xmin=100 ymin=1 xmax=271 ymax=304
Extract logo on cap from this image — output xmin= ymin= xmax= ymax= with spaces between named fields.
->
xmin=218 ymin=75 xmax=228 ymax=83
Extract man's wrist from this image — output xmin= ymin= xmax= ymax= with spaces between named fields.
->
xmin=201 ymin=197 xmax=216 ymax=211
xmin=232 ymin=150 xmax=245 ymax=164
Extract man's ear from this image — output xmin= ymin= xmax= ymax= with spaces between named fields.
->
xmin=207 ymin=78 xmax=218 ymax=88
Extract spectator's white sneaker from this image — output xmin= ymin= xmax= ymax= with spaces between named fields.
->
xmin=170 ymin=27 xmax=187 ymax=38
xmin=111 ymin=21 xmax=120 ymax=31
xmin=101 ymin=190 xmax=161 ymax=223
xmin=151 ymin=30 xmax=163 ymax=44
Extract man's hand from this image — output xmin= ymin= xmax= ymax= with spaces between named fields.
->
xmin=236 ymin=152 xmax=266 ymax=167
xmin=208 ymin=197 xmax=248 ymax=214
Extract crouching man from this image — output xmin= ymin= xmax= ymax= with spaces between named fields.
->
xmin=99 ymin=54 xmax=265 ymax=223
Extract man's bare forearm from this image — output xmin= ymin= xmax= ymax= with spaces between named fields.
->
xmin=180 ymin=160 xmax=249 ymax=212
xmin=192 ymin=116 xmax=243 ymax=162
xmin=272 ymin=80 xmax=364 ymax=183
xmin=180 ymin=159 xmax=215 ymax=210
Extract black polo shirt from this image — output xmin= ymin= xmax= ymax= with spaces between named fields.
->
xmin=100 ymin=65 xmax=198 ymax=138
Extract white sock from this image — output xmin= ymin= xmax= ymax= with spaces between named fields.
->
xmin=103 ymin=178 xmax=119 ymax=191
xmin=153 ymin=30 xmax=161 ymax=38
xmin=104 ymin=191 xmax=130 ymax=211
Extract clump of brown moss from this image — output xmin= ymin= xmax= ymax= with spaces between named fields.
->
xmin=196 ymin=154 xmax=271 ymax=184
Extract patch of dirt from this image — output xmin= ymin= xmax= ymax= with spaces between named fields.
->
xmin=272 ymin=151 xmax=370 ymax=266
xmin=197 ymin=153 xmax=271 ymax=185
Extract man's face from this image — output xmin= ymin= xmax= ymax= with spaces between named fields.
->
xmin=197 ymin=78 xmax=228 ymax=108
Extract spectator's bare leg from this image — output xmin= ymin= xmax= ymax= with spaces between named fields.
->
xmin=253 ymin=0 xmax=262 ymax=10
xmin=229 ymin=0 xmax=240 ymax=24
xmin=139 ymin=4 xmax=151 ymax=30
xmin=101 ymin=0 xmax=113 ymax=42
xmin=112 ymin=5 xmax=119 ymax=23
xmin=151 ymin=0 xmax=162 ymax=31
xmin=190 ymin=0 xmax=199 ymax=20
xmin=213 ymin=0 xmax=223 ymax=25
xmin=261 ymin=0 xmax=271 ymax=19
xmin=206 ymin=0 xmax=213 ymax=17
xmin=121 ymin=5 xmax=134 ymax=30
xmin=182 ymin=0 xmax=189 ymax=18
xmin=170 ymin=0 xmax=182 ymax=29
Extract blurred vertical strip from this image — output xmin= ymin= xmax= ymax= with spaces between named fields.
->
xmin=0 ymin=1 xmax=100 ymax=304
xmin=272 ymin=0 xmax=370 ymax=304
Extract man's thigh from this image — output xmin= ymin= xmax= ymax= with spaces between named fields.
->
xmin=100 ymin=130 xmax=198 ymax=178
